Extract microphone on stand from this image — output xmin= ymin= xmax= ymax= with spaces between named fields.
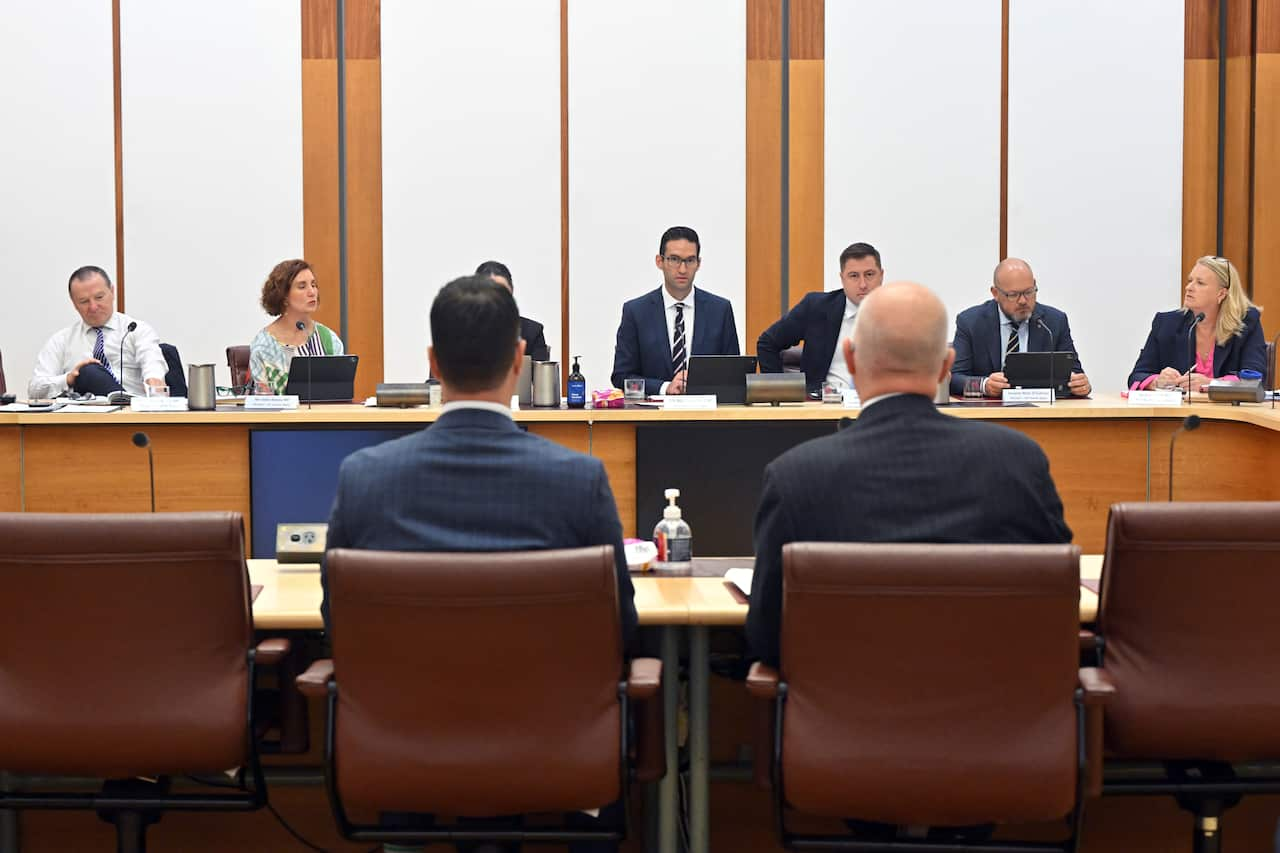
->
xmin=1168 ymin=414 xmax=1201 ymax=502
xmin=131 ymin=431 xmax=156 ymax=513
xmin=296 ymin=320 xmax=313 ymax=410
xmin=1185 ymin=312 xmax=1206 ymax=399
xmin=118 ymin=321 xmax=137 ymax=395
xmin=1035 ymin=315 xmax=1057 ymax=401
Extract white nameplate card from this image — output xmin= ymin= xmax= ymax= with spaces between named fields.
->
xmin=130 ymin=396 xmax=189 ymax=412
xmin=663 ymin=394 xmax=717 ymax=411
xmin=1002 ymin=388 xmax=1054 ymax=404
xmin=841 ymin=390 xmax=861 ymax=408
xmin=1128 ymin=390 xmax=1183 ymax=407
xmin=245 ymin=395 xmax=300 ymax=410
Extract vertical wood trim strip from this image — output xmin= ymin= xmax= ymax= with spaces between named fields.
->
xmin=113 ymin=0 xmax=125 ymax=309
xmin=561 ymin=0 xmax=570 ymax=387
xmin=780 ymin=0 xmax=790 ymax=314
xmin=999 ymin=0 xmax=1009 ymax=262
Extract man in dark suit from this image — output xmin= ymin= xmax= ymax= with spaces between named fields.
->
xmin=950 ymin=258 xmax=1092 ymax=397
xmin=324 ymin=275 xmax=635 ymax=853
xmin=756 ymin=241 xmax=884 ymax=393
xmin=475 ymin=260 xmax=550 ymax=360
xmin=746 ymin=281 xmax=1072 ymax=669
xmin=610 ymin=225 xmax=740 ymax=396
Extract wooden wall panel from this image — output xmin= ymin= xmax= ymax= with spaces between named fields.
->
xmin=1182 ymin=0 xmax=1218 ymax=288
xmin=21 ymin=425 xmax=252 ymax=544
xmin=1223 ymin=3 xmax=1254 ymax=288
xmin=301 ymin=0 xmax=383 ymax=400
xmin=1253 ymin=3 xmax=1280 ymax=314
xmin=0 ymin=428 xmax=20 ymax=512
xmin=788 ymin=54 xmax=824 ymax=306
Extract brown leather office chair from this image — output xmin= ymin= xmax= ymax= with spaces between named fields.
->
xmin=781 ymin=344 xmax=804 ymax=373
xmin=226 ymin=344 xmax=251 ymax=390
xmin=0 ymin=512 xmax=286 ymax=853
xmin=297 ymin=545 xmax=663 ymax=847
xmin=747 ymin=542 xmax=1111 ymax=852
xmin=1095 ymin=502 xmax=1280 ymax=853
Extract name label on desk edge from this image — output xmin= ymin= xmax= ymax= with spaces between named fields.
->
xmin=1128 ymin=390 xmax=1184 ymax=407
xmin=663 ymin=394 xmax=717 ymax=411
xmin=245 ymin=395 xmax=301 ymax=410
xmin=129 ymin=397 xmax=189 ymax=412
xmin=1003 ymin=388 xmax=1054 ymax=404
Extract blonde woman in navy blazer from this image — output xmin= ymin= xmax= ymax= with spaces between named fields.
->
xmin=1128 ymin=256 xmax=1265 ymax=392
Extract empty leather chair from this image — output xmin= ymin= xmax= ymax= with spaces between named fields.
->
xmin=1096 ymin=502 xmax=1280 ymax=853
xmin=0 ymin=512 xmax=286 ymax=853
xmin=747 ymin=542 xmax=1111 ymax=851
xmin=159 ymin=342 xmax=187 ymax=396
xmin=227 ymin=344 xmax=251 ymax=391
xmin=297 ymin=545 xmax=663 ymax=848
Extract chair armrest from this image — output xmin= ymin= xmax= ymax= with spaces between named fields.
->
xmin=296 ymin=658 xmax=334 ymax=699
xmin=628 ymin=658 xmax=666 ymax=783
xmin=1078 ymin=629 xmax=1100 ymax=653
xmin=1078 ymin=667 xmax=1116 ymax=798
xmin=746 ymin=662 xmax=779 ymax=699
xmin=254 ymin=637 xmax=291 ymax=666
xmin=626 ymin=657 xmax=662 ymax=700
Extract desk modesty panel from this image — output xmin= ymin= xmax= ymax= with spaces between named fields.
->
xmin=5 ymin=396 xmax=1280 ymax=554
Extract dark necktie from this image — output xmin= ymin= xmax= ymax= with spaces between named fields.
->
xmin=92 ymin=327 xmax=117 ymax=381
xmin=671 ymin=303 xmax=687 ymax=375
xmin=1004 ymin=320 xmax=1021 ymax=365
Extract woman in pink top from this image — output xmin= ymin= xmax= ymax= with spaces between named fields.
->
xmin=1127 ymin=256 xmax=1265 ymax=392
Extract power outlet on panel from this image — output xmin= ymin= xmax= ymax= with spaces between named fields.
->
xmin=276 ymin=523 xmax=328 ymax=564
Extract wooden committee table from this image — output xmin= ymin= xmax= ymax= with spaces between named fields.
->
xmin=248 ymin=555 xmax=1104 ymax=853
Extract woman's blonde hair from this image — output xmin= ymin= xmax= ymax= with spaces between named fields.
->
xmin=1190 ymin=256 xmax=1257 ymax=345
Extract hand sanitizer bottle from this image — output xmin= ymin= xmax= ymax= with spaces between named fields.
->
xmin=653 ymin=488 xmax=692 ymax=569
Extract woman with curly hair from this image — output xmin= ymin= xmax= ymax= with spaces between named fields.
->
xmin=249 ymin=259 xmax=344 ymax=395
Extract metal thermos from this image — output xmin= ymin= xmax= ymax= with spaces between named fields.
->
xmin=532 ymin=360 xmax=560 ymax=407
xmin=188 ymin=363 xmax=216 ymax=410
xmin=517 ymin=355 xmax=533 ymax=406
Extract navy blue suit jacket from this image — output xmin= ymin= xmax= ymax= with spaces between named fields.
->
xmin=322 ymin=407 xmax=637 ymax=648
xmin=756 ymin=290 xmax=845 ymax=392
xmin=950 ymin=300 xmax=1085 ymax=396
xmin=745 ymin=394 xmax=1072 ymax=667
xmin=1127 ymin=307 xmax=1266 ymax=388
xmin=611 ymin=286 xmax=740 ymax=396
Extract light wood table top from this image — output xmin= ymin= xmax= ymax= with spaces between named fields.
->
xmin=248 ymin=554 xmax=1105 ymax=630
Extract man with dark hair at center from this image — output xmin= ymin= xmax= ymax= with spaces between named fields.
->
xmin=324 ymin=275 xmax=636 ymax=853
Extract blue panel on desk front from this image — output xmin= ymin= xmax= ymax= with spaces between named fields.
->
xmin=249 ymin=428 xmax=419 ymax=557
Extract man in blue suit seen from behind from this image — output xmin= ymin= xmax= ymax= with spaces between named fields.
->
xmin=611 ymin=225 xmax=740 ymax=396
xmin=756 ymin=241 xmax=884 ymax=394
xmin=950 ymin=257 xmax=1092 ymax=398
xmin=324 ymin=274 xmax=636 ymax=853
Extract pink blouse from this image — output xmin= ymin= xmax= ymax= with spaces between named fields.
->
xmin=1131 ymin=352 xmax=1237 ymax=391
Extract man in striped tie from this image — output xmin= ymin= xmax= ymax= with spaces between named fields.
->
xmin=610 ymin=226 xmax=741 ymax=396
xmin=28 ymin=266 xmax=169 ymax=399
xmin=948 ymin=258 xmax=1092 ymax=398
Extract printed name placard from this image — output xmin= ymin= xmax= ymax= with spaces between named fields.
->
xmin=1002 ymin=388 xmax=1054 ymax=404
xmin=841 ymin=390 xmax=861 ymax=408
xmin=244 ymin=395 xmax=300 ymax=410
xmin=1128 ymin=390 xmax=1184 ymax=407
xmin=663 ymin=394 xmax=718 ymax=411
xmin=129 ymin=397 xmax=189 ymax=412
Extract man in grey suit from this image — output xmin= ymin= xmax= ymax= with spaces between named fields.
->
xmin=324 ymin=274 xmax=635 ymax=853
xmin=745 ymin=281 xmax=1072 ymax=669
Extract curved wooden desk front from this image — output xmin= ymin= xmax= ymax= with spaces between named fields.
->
xmin=3 ymin=395 xmax=1278 ymax=554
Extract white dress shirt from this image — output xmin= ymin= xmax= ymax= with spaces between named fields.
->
xmin=823 ymin=298 xmax=859 ymax=389
xmin=660 ymin=285 xmax=696 ymax=394
xmin=28 ymin=311 xmax=168 ymax=399
xmin=440 ymin=399 xmax=514 ymax=419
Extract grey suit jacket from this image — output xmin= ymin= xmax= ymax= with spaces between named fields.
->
xmin=322 ymin=406 xmax=637 ymax=648
xmin=745 ymin=393 xmax=1072 ymax=666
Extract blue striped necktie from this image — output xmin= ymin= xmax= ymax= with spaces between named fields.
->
xmin=671 ymin=303 xmax=687 ymax=375
xmin=92 ymin=327 xmax=117 ymax=380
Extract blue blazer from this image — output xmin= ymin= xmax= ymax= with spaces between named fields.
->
xmin=322 ymin=407 xmax=637 ymax=648
xmin=1127 ymin=306 xmax=1266 ymax=388
xmin=950 ymin=300 xmax=1085 ymax=396
xmin=756 ymin=290 xmax=846 ymax=392
xmin=611 ymin=287 xmax=740 ymax=396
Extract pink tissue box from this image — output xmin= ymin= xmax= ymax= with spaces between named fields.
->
xmin=591 ymin=389 xmax=625 ymax=408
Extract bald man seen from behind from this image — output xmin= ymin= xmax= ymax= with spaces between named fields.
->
xmin=745 ymin=281 xmax=1073 ymax=668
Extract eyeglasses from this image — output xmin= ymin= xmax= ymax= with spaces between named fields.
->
xmin=662 ymin=255 xmax=700 ymax=269
xmin=994 ymin=284 xmax=1038 ymax=302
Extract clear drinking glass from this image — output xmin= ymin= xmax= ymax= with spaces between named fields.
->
xmin=624 ymin=377 xmax=645 ymax=400
xmin=145 ymin=384 xmax=170 ymax=398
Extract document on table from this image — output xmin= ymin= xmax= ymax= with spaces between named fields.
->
xmin=724 ymin=567 xmax=754 ymax=598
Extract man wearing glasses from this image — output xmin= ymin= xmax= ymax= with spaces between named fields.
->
xmin=611 ymin=225 xmax=740 ymax=396
xmin=950 ymin=257 xmax=1091 ymax=397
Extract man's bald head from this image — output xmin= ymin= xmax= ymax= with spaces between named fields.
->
xmin=846 ymin=281 xmax=953 ymax=399
xmin=993 ymin=257 xmax=1035 ymax=286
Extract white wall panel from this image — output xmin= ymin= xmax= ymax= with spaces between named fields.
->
xmin=825 ymin=1 xmax=1002 ymax=341
xmin=382 ymin=0 xmax=561 ymax=382
xmin=1008 ymin=0 xmax=1183 ymax=393
xmin=2 ymin=2 xmax=116 ymax=398
xmin=120 ymin=0 xmax=303 ymax=385
xmin=568 ymin=0 xmax=746 ymax=391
